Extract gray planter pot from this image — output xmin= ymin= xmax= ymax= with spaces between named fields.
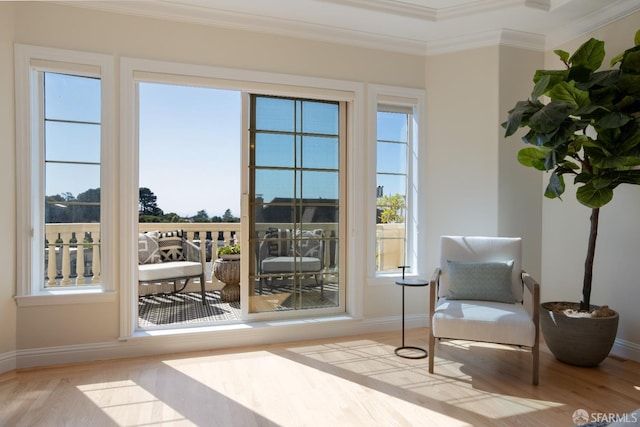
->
xmin=540 ymin=302 xmax=619 ymax=367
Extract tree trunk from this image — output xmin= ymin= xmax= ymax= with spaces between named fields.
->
xmin=581 ymin=208 xmax=599 ymax=311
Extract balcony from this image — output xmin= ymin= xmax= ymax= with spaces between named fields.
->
xmin=44 ymin=221 xmax=403 ymax=324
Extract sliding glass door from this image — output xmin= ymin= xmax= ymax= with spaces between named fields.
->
xmin=248 ymin=95 xmax=344 ymax=315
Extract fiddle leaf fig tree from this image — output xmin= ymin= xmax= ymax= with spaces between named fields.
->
xmin=503 ymin=29 xmax=640 ymax=311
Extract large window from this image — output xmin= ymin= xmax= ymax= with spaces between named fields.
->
xmin=15 ymin=45 xmax=114 ymax=302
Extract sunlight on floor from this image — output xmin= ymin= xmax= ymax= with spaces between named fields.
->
xmin=153 ymin=337 xmax=566 ymax=426
xmin=288 ymin=339 xmax=565 ymax=419
xmin=77 ymin=380 xmax=189 ymax=426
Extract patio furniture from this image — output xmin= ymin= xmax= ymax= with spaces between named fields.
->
xmin=428 ymin=236 xmax=540 ymax=385
xmin=138 ymin=230 xmax=206 ymax=304
xmin=257 ymin=228 xmax=325 ymax=297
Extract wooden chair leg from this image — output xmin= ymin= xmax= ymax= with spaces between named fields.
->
xmin=532 ymin=342 xmax=539 ymax=386
xmin=428 ymin=329 xmax=436 ymax=374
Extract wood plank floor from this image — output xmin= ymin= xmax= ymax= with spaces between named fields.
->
xmin=1 ymin=329 xmax=639 ymax=426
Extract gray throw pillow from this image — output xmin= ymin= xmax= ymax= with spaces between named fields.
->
xmin=446 ymin=260 xmax=516 ymax=303
xmin=138 ymin=231 xmax=160 ymax=264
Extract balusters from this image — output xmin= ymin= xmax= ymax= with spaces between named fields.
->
xmin=46 ymin=232 xmax=58 ymax=286
xmin=91 ymin=235 xmax=100 ymax=284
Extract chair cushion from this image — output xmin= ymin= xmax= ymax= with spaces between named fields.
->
xmin=159 ymin=230 xmax=185 ymax=262
xmin=446 ymin=260 xmax=515 ymax=303
xmin=138 ymin=231 xmax=161 ymax=264
xmin=138 ymin=261 xmax=202 ymax=282
xmin=261 ymin=256 xmax=321 ymax=273
xmin=432 ymin=298 xmax=536 ymax=347
xmin=439 ymin=236 xmax=523 ymax=302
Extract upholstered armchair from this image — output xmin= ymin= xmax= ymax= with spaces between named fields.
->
xmin=138 ymin=230 xmax=206 ymax=304
xmin=428 ymin=236 xmax=540 ymax=385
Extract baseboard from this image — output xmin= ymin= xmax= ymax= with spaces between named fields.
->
xmin=0 ymin=350 xmax=17 ymax=375
xmin=10 ymin=314 xmax=428 ymax=372
xmin=611 ymin=338 xmax=640 ymax=362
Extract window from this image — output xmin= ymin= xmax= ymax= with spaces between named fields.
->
xmin=15 ymin=45 xmax=114 ymax=303
xmin=376 ymin=106 xmax=410 ymax=273
xmin=369 ymin=85 xmax=425 ymax=278
xmin=43 ymin=72 xmax=101 ymax=287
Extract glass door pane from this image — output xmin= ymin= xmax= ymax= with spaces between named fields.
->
xmin=248 ymin=95 xmax=342 ymax=314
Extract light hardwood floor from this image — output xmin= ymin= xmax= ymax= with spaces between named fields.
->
xmin=1 ymin=329 xmax=639 ymax=426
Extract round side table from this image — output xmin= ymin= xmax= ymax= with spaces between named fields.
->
xmin=395 ymin=275 xmax=429 ymax=359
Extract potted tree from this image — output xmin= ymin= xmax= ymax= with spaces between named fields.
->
xmin=503 ymin=29 xmax=640 ymax=366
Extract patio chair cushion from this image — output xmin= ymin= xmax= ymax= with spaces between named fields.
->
xmin=446 ymin=260 xmax=516 ymax=303
xmin=261 ymin=256 xmax=322 ymax=273
xmin=138 ymin=231 xmax=161 ymax=264
xmin=138 ymin=260 xmax=202 ymax=282
xmin=433 ymin=298 xmax=536 ymax=347
xmin=159 ymin=230 xmax=185 ymax=262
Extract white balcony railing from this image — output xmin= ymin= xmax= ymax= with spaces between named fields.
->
xmin=44 ymin=222 xmax=344 ymax=288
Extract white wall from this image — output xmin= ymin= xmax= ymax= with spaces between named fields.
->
xmin=425 ymin=46 xmax=502 ymax=267
xmin=0 ymin=2 xmax=17 ymax=372
xmin=541 ymin=15 xmax=640 ymax=359
xmin=498 ymin=46 xmax=544 ymax=279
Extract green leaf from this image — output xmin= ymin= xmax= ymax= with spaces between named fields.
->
xmin=576 ymin=183 xmax=613 ymax=208
xmin=548 ymin=81 xmax=590 ymax=108
xmin=531 ymin=74 xmax=550 ymax=100
xmin=621 ymin=48 xmax=640 ymax=73
xmin=554 ymin=49 xmax=570 ymax=64
xmin=528 ymin=101 xmax=574 ymax=133
xmin=635 ymin=29 xmax=640 ymax=46
xmin=610 ymin=52 xmax=625 ymax=67
xmin=597 ymin=112 xmax=632 ymax=129
xmin=533 ymin=70 xmax=567 ymax=87
xmin=503 ymin=100 xmax=539 ymax=137
xmin=517 ymin=147 xmax=548 ymax=170
xmin=544 ymin=172 xmax=565 ymax=199
xmin=569 ymin=38 xmax=605 ymax=71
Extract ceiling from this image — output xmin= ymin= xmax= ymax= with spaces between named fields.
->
xmin=64 ymin=0 xmax=640 ymax=55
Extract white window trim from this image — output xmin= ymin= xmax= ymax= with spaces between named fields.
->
xmin=119 ymin=57 xmax=365 ymax=338
xmin=14 ymin=44 xmax=116 ymax=306
xmin=368 ymin=84 xmax=426 ymax=284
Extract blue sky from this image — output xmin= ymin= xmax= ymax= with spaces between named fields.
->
xmin=139 ymin=83 xmax=241 ymax=217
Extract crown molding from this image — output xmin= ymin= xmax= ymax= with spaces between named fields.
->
xmin=544 ymin=0 xmax=640 ymax=50
xmin=56 ymin=0 xmax=639 ymax=56
xmin=317 ymin=0 xmax=552 ymax=21
xmin=426 ymin=29 xmax=545 ymax=56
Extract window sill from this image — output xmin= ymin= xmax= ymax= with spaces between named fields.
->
xmin=15 ymin=289 xmax=117 ymax=307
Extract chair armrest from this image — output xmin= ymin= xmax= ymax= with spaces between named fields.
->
xmin=522 ymin=270 xmax=540 ymax=322
xmin=429 ymin=267 xmax=441 ymax=316
xmin=183 ymin=240 xmax=202 ymax=264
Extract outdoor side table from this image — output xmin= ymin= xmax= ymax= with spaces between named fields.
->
xmin=395 ymin=277 xmax=429 ymax=359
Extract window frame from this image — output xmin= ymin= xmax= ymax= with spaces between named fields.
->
xmin=119 ymin=57 xmax=364 ymax=337
xmin=368 ymin=84 xmax=426 ymax=282
xmin=14 ymin=44 xmax=116 ymax=306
